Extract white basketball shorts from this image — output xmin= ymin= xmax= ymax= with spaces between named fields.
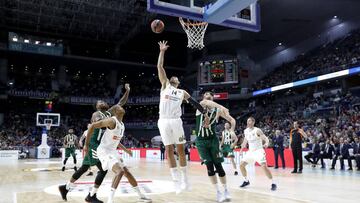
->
xmin=97 ymin=148 xmax=125 ymax=171
xmin=242 ymin=148 xmax=267 ymax=164
xmin=158 ymin=118 xmax=186 ymax=146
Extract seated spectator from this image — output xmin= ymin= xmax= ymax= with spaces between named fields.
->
xmin=304 ymin=139 xmax=321 ymax=167
xmin=319 ymin=139 xmax=335 ymax=169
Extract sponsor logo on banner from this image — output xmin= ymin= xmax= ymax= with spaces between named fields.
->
xmin=44 ymin=180 xmax=175 ymax=197
xmin=146 ymin=150 xmax=161 ymax=159
xmin=0 ymin=150 xmax=18 ymax=160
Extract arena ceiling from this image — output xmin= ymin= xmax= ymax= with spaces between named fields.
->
xmin=0 ymin=0 xmax=359 ymax=63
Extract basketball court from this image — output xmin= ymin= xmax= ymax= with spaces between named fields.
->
xmin=1 ymin=158 xmax=359 ymax=203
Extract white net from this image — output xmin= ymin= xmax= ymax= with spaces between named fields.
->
xmin=179 ymin=17 xmax=208 ymax=50
xmin=45 ymin=123 xmax=51 ymax=131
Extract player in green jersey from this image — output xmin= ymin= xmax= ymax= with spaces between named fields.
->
xmin=195 ymin=91 xmax=236 ymax=203
xmin=220 ymin=122 xmax=239 ymax=175
xmin=62 ymin=128 xmax=78 ymax=171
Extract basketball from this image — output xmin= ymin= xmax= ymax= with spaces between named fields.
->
xmin=151 ymin=19 xmax=164 ymax=33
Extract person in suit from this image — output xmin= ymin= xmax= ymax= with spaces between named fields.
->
xmin=351 ymin=137 xmax=360 ymax=170
xmin=304 ymin=139 xmax=321 ymax=167
xmin=160 ymin=143 xmax=166 ymax=161
xmin=331 ymin=137 xmax=352 ymax=170
xmin=319 ymin=139 xmax=335 ymax=168
xmin=273 ymin=130 xmax=285 ymax=169
xmin=290 ymin=121 xmax=307 ymax=174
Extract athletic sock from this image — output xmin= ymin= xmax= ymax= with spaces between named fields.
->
xmin=179 ymin=166 xmax=188 ymax=183
xmin=209 ymin=175 xmax=219 ymax=192
xmin=133 ymin=186 xmax=144 ymax=198
xmin=90 ymin=186 xmax=98 ymax=196
xmin=271 ymin=178 xmax=276 ymax=184
xmin=243 ymin=176 xmax=249 ymax=182
xmin=66 ymin=181 xmax=75 ymax=190
xmin=219 ymin=176 xmax=227 ymax=191
xmin=108 ymin=188 xmax=116 ymax=203
xmin=170 ymin=167 xmax=179 ymax=181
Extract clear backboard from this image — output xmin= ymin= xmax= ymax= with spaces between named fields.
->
xmin=147 ymin=0 xmax=261 ymax=32
xmin=36 ymin=113 xmax=61 ymax=130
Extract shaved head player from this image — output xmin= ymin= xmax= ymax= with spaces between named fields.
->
xmin=156 ymin=41 xmax=206 ymax=194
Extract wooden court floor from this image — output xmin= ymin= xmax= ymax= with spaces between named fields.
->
xmin=0 ymin=158 xmax=359 ymax=203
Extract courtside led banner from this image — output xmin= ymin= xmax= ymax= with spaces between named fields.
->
xmin=252 ymin=66 xmax=360 ymax=96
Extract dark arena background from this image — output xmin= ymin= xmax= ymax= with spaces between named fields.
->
xmin=0 ymin=0 xmax=360 ymax=203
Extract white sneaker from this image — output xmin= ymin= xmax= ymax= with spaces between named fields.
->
xmin=223 ymin=189 xmax=231 ymax=202
xmin=216 ymin=191 xmax=226 ymax=203
xmin=174 ymin=181 xmax=182 ymax=194
xmin=138 ymin=196 xmax=152 ymax=203
xmin=180 ymin=181 xmax=191 ymax=192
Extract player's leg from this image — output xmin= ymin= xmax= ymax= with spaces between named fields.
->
xmin=158 ymin=119 xmax=180 ymax=191
xmin=58 ymin=164 xmax=90 ymax=201
xmin=71 ymin=149 xmax=77 ymax=171
xmin=174 ymin=118 xmax=188 ymax=191
xmin=210 ymin=138 xmax=228 ymax=202
xmin=239 ymin=151 xmax=252 ymax=188
xmin=84 ymin=162 xmax=108 ymax=203
xmin=107 ymin=163 xmax=125 ymax=203
xmin=257 ymin=149 xmax=277 ymax=191
xmin=62 ymin=148 xmax=70 ymax=171
xmin=122 ymin=167 xmax=152 ymax=203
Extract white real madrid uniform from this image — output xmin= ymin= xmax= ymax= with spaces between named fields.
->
xmin=243 ymin=127 xmax=267 ymax=164
xmin=96 ymin=116 xmax=125 ymax=171
xmin=158 ymin=84 xmax=186 ymax=146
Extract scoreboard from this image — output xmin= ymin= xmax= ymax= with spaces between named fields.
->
xmin=198 ymin=59 xmax=238 ymax=86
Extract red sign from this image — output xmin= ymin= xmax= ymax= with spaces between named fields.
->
xmin=213 ymin=92 xmax=228 ymax=100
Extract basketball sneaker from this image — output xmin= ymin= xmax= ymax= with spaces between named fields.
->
xmin=74 ymin=166 xmax=77 ymax=171
xmin=223 ymin=189 xmax=231 ymax=202
xmin=174 ymin=180 xmax=182 ymax=194
xmin=85 ymin=193 xmax=103 ymax=203
xmin=180 ymin=180 xmax=191 ymax=192
xmin=62 ymin=166 xmax=65 ymax=171
xmin=138 ymin=196 xmax=152 ymax=203
xmin=271 ymin=184 xmax=277 ymax=191
xmin=216 ymin=191 xmax=226 ymax=203
xmin=58 ymin=185 xmax=68 ymax=201
xmin=234 ymin=171 xmax=238 ymax=176
xmin=239 ymin=181 xmax=250 ymax=188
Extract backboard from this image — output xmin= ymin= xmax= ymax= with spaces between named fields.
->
xmin=36 ymin=113 xmax=61 ymax=128
xmin=147 ymin=0 xmax=261 ymax=32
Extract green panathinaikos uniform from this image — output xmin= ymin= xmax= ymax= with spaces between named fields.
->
xmin=64 ymin=134 xmax=77 ymax=158
xmin=222 ymin=130 xmax=235 ymax=157
xmin=82 ymin=110 xmax=111 ymax=166
xmin=195 ymin=107 xmax=224 ymax=164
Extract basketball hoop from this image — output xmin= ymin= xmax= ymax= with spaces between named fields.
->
xmin=179 ymin=17 xmax=208 ymax=50
xmin=45 ymin=123 xmax=51 ymax=131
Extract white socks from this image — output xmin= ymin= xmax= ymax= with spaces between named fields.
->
xmin=170 ymin=167 xmax=179 ymax=182
xmin=90 ymin=187 xmax=98 ymax=196
xmin=243 ymin=176 xmax=249 ymax=182
xmin=133 ymin=186 xmax=145 ymax=198
xmin=271 ymin=178 xmax=276 ymax=184
xmin=66 ymin=181 xmax=75 ymax=190
xmin=107 ymin=188 xmax=116 ymax=203
xmin=179 ymin=166 xmax=188 ymax=183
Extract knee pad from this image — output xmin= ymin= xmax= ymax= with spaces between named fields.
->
xmin=72 ymin=165 xmax=89 ymax=180
xmin=205 ymin=162 xmax=216 ymax=176
xmin=214 ymin=163 xmax=226 ymax=177
xmin=95 ymin=170 xmax=108 ymax=186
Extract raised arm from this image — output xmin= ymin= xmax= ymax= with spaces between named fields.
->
xmin=157 ymin=41 xmax=170 ymax=90
xmin=117 ymin=83 xmax=130 ymax=107
xmin=257 ymin=128 xmax=269 ymax=148
xmin=84 ymin=118 xmax=116 ymax=153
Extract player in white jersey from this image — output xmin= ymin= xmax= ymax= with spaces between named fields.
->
xmin=85 ymin=104 xmax=152 ymax=203
xmin=239 ymin=117 xmax=277 ymax=191
xmin=157 ymin=41 xmax=206 ymax=193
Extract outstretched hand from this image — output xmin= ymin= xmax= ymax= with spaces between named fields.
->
xmin=124 ymin=83 xmax=130 ymax=91
xmin=158 ymin=40 xmax=169 ymax=52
